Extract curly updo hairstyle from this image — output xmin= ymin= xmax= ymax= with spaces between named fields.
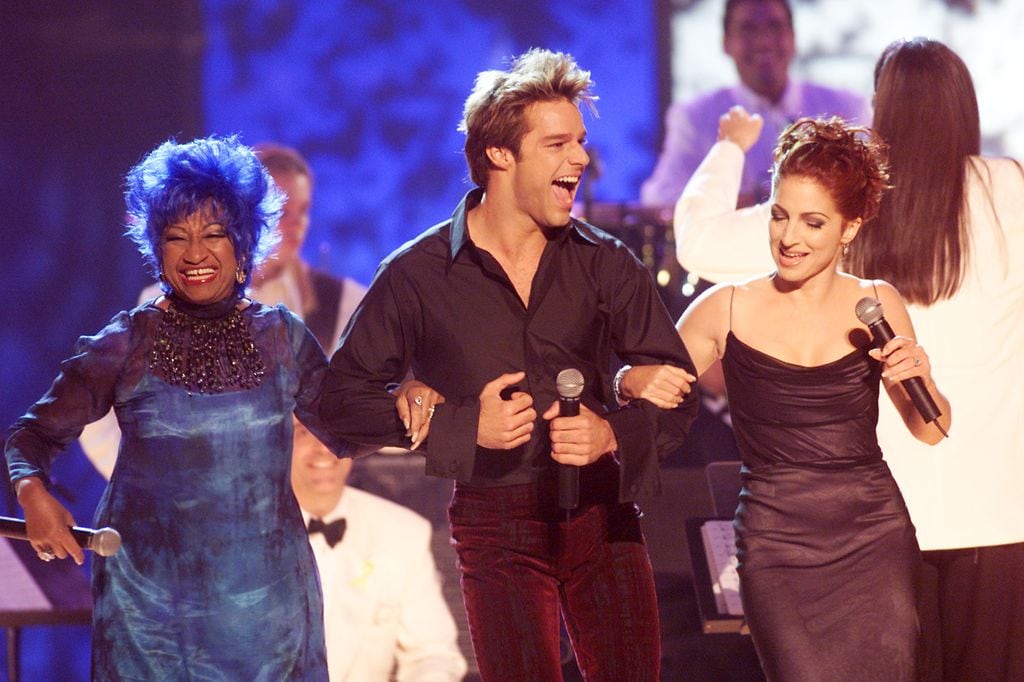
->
xmin=772 ymin=117 xmax=891 ymax=224
xmin=124 ymin=135 xmax=284 ymax=297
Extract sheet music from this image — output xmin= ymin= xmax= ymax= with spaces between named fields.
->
xmin=700 ymin=519 xmax=743 ymax=616
xmin=0 ymin=537 xmax=53 ymax=611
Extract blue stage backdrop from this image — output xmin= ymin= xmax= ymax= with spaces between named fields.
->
xmin=0 ymin=2 xmax=658 ymax=679
xmin=202 ymin=0 xmax=661 ymax=286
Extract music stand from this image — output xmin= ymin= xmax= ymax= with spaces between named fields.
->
xmin=685 ymin=517 xmax=748 ymax=635
xmin=0 ymin=537 xmax=91 ymax=682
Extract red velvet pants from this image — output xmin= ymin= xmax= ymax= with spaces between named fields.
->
xmin=449 ymin=479 xmax=661 ymax=681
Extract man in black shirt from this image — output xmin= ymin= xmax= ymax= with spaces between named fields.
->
xmin=319 ymin=48 xmax=698 ymax=680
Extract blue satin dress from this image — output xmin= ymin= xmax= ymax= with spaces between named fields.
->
xmin=6 ymin=301 xmax=340 ymax=680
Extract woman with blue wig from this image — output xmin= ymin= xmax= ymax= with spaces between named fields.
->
xmin=5 ymin=135 xmax=343 ymax=679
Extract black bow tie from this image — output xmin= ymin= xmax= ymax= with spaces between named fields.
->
xmin=307 ymin=517 xmax=346 ymax=548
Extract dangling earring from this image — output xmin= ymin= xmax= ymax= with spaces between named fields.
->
xmin=842 ymin=242 xmax=850 ymax=257
xmin=235 ymin=268 xmax=246 ymax=284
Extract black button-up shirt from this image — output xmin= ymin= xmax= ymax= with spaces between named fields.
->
xmin=319 ymin=190 xmax=698 ymax=501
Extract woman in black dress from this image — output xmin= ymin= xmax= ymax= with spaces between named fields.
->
xmin=620 ymin=118 xmax=951 ymax=680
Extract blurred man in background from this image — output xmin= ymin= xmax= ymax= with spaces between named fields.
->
xmin=641 ymin=0 xmax=867 ymax=208
xmin=292 ymin=418 xmax=466 ymax=682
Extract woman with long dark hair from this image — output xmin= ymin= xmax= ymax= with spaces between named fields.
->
xmin=846 ymin=38 xmax=1024 ymax=681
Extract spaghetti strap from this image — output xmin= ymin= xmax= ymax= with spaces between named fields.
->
xmin=871 ymin=280 xmax=879 ymax=301
xmin=729 ymin=285 xmax=736 ymax=332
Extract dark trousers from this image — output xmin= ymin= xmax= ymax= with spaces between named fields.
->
xmin=917 ymin=541 xmax=1024 ymax=682
xmin=449 ymin=478 xmax=661 ymax=682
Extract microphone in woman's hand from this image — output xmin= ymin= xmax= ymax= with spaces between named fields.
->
xmin=855 ymin=297 xmax=943 ymax=426
xmin=0 ymin=516 xmax=122 ymax=556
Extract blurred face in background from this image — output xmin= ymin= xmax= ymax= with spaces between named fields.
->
xmin=290 ymin=418 xmax=352 ymax=506
xmin=724 ymin=0 xmax=795 ymax=103
xmin=269 ymin=169 xmax=312 ymax=271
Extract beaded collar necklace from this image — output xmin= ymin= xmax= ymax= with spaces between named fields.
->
xmin=149 ymin=293 xmax=266 ymax=393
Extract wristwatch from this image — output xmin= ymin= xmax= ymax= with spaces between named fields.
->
xmin=612 ymin=365 xmax=632 ymax=406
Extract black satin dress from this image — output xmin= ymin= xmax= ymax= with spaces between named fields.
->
xmin=723 ymin=331 xmax=920 ymax=681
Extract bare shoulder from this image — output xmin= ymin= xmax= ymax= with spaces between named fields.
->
xmin=679 ymin=275 xmax=773 ymax=334
xmin=847 ymin=275 xmax=915 ymax=332
xmin=704 ymin=274 xmax=776 ymax=308
xmin=852 ymin=276 xmax=903 ymax=309
xmin=736 ymin=274 xmax=776 ymax=293
xmin=840 ymin=273 xmax=895 ymax=302
xmin=680 ymin=280 xmax=737 ymax=322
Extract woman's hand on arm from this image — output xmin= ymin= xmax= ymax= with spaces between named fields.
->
xmin=393 ymin=380 xmax=447 ymax=450
xmin=16 ymin=477 xmax=84 ymax=565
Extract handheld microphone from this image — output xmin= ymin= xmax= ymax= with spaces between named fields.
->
xmin=855 ymin=297 xmax=943 ymax=425
xmin=0 ymin=516 xmax=123 ymax=556
xmin=556 ymin=368 xmax=585 ymax=512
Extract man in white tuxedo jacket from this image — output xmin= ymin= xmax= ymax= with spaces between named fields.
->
xmin=292 ymin=418 xmax=467 ymax=682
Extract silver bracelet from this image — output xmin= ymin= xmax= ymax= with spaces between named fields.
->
xmin=612 ymin=365 xmax=632 ymax=406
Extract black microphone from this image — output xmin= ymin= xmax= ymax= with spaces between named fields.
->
xmin=855 ymin=297 xmax=943 ymax=425
xmin=556 ymin=368 xmax=585 ymax=512
xmin=0 ymin=516 xmax=123 ymax=556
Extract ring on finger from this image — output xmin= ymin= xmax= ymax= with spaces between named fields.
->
xmin=38 ymin=549 xmax=55 ymax=562
xmin=427 ymin=405 xmax=436 ymax=420
xmin=413 ymin=395 xmax=423 ymax=406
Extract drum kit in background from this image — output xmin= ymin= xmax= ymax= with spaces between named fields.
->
xmin=578 ymin=201 xmax=709 ymax=319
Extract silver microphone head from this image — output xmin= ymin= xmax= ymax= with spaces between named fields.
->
xmin=90 ymin=527 xmax=122 ymax=557
xmin=556 ymin=368 xmax=585 ymax=399
xmin=855 ymin=297 xmax=884 ymax=326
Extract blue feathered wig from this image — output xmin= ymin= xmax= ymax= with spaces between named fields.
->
xmin=124 ymin=135 xmax=284 ymax=296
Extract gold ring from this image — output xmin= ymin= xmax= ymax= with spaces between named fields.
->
xmin=413 ymin=395 xmax=424 ymax=406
